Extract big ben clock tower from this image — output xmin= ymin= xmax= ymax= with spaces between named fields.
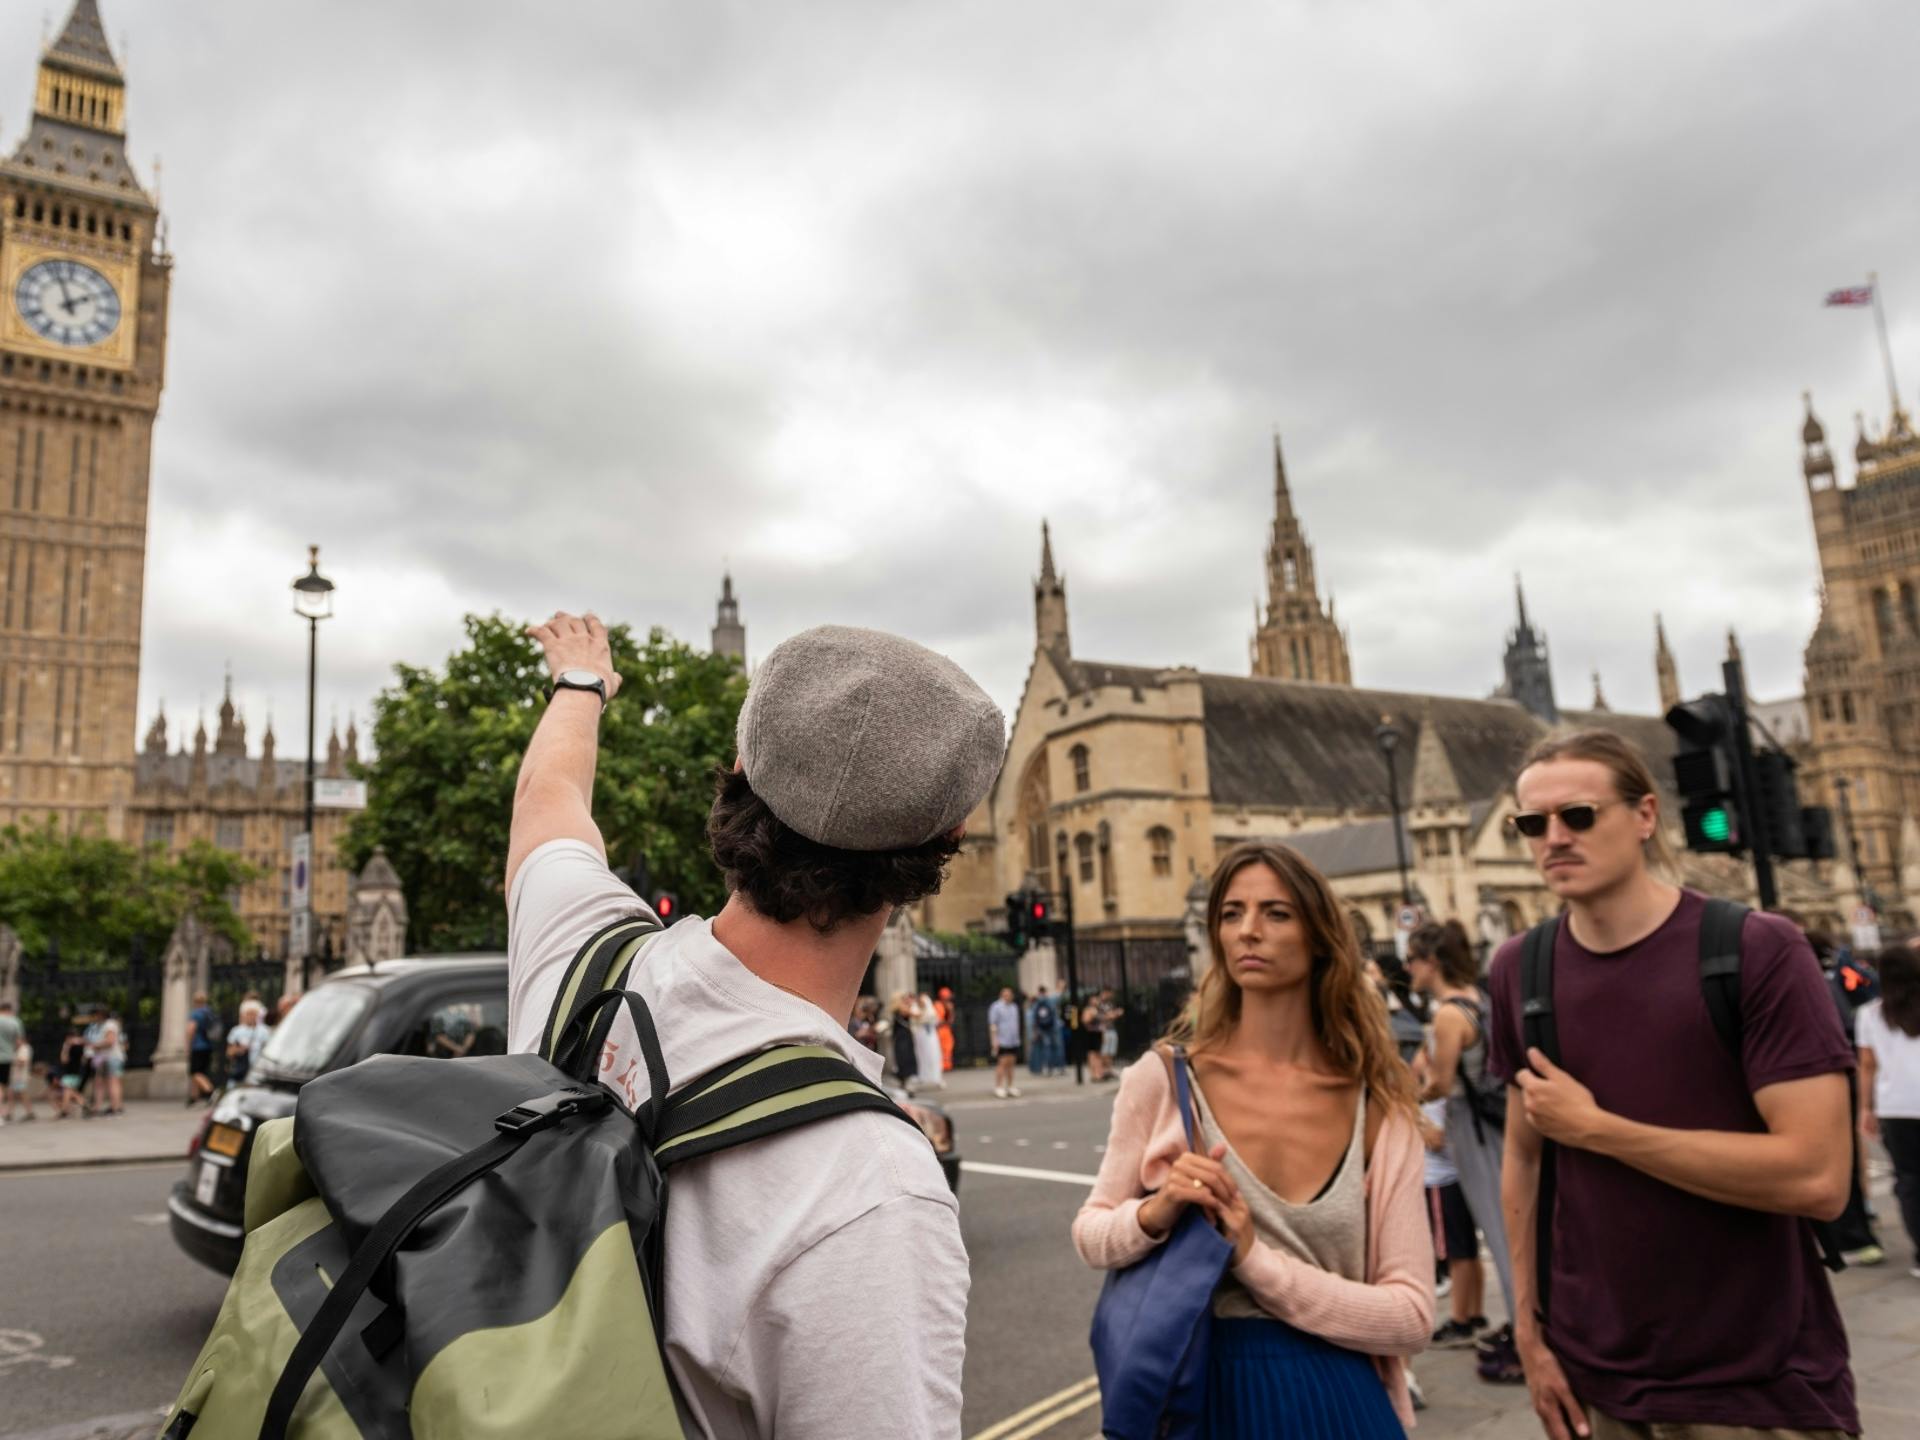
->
xmin=0 ymin=0 xmax=169 ymax=838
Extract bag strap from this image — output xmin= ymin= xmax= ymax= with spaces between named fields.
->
xmin=1698 ymin=898 xmax=1749 ymax=1060
xmin=550 ymin=987 xmax=671 ymax=1133
xmin=1518 ymin=916 xmax=1560 ymax=1323
xmin=260 ymin=1086 xmax=610 ymax=1440
xmin=538 ymin=915 xmax=661 ymax=1063
xmin=652 ymin=1044 xmax=921 ymax=1168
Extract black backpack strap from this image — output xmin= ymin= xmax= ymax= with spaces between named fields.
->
xmin=1698 ymin=898 xmax=1749 ymax=1061
xmin=653 ymin=1044 xmax=923 ymax=1168
xmin=538 ymin=915 xmax=661 ymax=1065
xmin=260 ymin=1085 xmax=610 ymax=1440
xmin=1518 ymin=917 xmax=1560 ymax=1323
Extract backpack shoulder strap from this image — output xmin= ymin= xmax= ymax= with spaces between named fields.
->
xmin=1698 ymin=898 xmax=1750 ymax=1060
xmin=538 ymin=915 xmax=661 ymax=1063
xmin=653 ymin=1045 xmax=922 ymax=1168
xmin=1520 ymin=916 xmax=1561 ymax=1067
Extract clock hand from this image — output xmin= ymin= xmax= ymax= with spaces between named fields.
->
xmin=53 ymin=272 xmax=80 ymax=315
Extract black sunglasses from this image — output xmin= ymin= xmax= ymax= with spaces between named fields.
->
xmin=1508 ymin=799 xmax=1620 ymax=839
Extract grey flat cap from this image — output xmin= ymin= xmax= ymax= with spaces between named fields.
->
xmin=738 ymin=625 xmax=1007 ymax=851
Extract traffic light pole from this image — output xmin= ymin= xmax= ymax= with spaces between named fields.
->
xmin=1724 ymin=657 xmax=1778 ymax=912
xmin=1061 ymin=879 xmax=1083 ymax=1086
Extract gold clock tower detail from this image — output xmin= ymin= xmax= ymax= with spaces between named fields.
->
xmin=0 ymin=0 xmax=170 ymax=837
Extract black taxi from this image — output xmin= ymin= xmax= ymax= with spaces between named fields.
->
xmin=169 ymin=956 xmax=959 ymax=1275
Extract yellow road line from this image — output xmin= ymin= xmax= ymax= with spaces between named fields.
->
xmin=968 ymin=1375 xmax=1099 ymax=1440
xmin=995 ymin=1389 xmax=1102 ymax=1440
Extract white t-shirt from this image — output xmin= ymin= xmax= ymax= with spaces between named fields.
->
xmin=507 ymin=840 xmax=967 ymax=1439
xmin=1855 ymin=998 xmax=1920 ymax=1119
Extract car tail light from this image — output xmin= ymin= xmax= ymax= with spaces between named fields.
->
xmin=187 ymin=1109 xmax=214 ymax=1158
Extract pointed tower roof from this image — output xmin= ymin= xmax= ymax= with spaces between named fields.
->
xmin=1272 ymin=432 xmax=1294 ymax=519
xmin=1410 ymin=716 xmax=1464 ymax=808
xmin=1590 ymin=670 xmax=1610 ymax=711
xmin=1514 ymin=575 xmax=1532 ymax=634
xmin=1039 ymin=519 xmax=1060 ymax=587
xmin=1726 ymin=627 xmax=1744 ymax=667
xmin=46 ymin=0 xmax=122 ymax=80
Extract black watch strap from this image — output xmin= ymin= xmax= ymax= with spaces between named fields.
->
xmin=548 ymin=670 xmax=609 ymax=707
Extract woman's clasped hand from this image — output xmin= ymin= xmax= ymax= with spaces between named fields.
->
xmin=1138 ymin=1140 xmax=1254 ymax=1262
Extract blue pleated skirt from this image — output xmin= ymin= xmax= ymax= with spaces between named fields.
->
xmin=1201 ymin=1317 xmax=1404 ymax=1439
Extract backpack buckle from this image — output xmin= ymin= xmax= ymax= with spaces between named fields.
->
xmin=495 ymin=1088 xmax=607 ymax=1135
xmin=1522 ymin=997 xmax=1554 ymax=1018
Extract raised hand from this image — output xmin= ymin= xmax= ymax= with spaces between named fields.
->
xmin=526 ymin=611 xmax=622 ymax=700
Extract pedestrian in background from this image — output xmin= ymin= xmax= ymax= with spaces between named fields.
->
xmin=988 ymin=986 xmax=1023 ymax=1098
xmin=0 ymin=999 xmax=22 ymax=1125
xmin=1407 ymin=919 xmax=1520 ymax=1383
xmin=1097 ymin=990 xmax=1125 ymax=1080
xmin=90 ymin=1005 xmax=126 ymax=1116
xmin=888 ymin=991 xmax=920 ymax=1091
xmin=1082 ymin=993 xmax=1110 ymax=1081
xmin=54 ymin=1023 xmax=85 ymax=1119
xmin=1028 ymin=984 xmax=1063 ymax=1077
xmin=226 ymin=997 xmax=267 ymax=1086
xmin=1421 ymin=1095 xmax=1485 ymax=1347
xmin=1857 ymin=945 xmax=1920 ymax=1280
xmin=1074 ymin=841 xmax=1432 ymax=1436
xmin=936 ymin=986 xmax=956 ymax=1073
xmin=1488 ymin=730 xmax=1856 ymax=1440
xmin=185 ymin=990 xmax=219 ymax=1106
xmin=7 ymin=1029 xmax=33 ymax=1122
xmin=913 ymin=991 xmax=945 ymax=1091
xmin=848 ymin=995 xmax=881 ymax=1054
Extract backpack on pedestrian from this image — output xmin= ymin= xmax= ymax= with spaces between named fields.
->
xmin=1033 ymin=997 xmax=1057 ymax=1031
xmin=1519 ymin=899 xmax=1848 ymax=1322
xmin=1442 ymin=994 xmax=1507 ymax=1138
xmin=160 ymin=916 xmax=925 ymax=1439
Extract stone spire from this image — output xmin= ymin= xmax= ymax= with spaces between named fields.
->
xmin=213 ymin=670 xmax=246 ymax=757
xmin=710 ymin=572 xmax=746 ymax=664
xmin=324 ymin=721 xmax=344 ymax=779
xmin=143 ymin=702 xmax=167 ymax=756
xmin=1410 ymin=717 xmax=1464 ymax=807
xmin=1034 ymin=521 xmax=1070 ymax=654
xmin=1590 ymin=670 xmax=1610 ymax=712
xmin=1802 ymin=392 xmax=1836 ymax=491
xmin=258 ymin=715 xmax=277 ymax=790
xmin=1655 ymin=613 xmax=1680 ymax=714
xmin=46 ymin=0 xmax=121 ymax=80
xmin=1726 ymin=627 xmax=1745 ymax=671
xmin=344 ymin=713 xmax=360 ymax=769
xmin=189 ymin=712 xmax=208 ymax=791
xmin=1503 ymin=575 xmax=1558 ymax=724
xmin=1251 ymin=435 xmax=1352 ymax=685
xmin=12 ymin=0 xmax=148 ymax=181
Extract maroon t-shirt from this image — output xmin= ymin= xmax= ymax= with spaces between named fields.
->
xmin=1486 ymin=890 xmax=1857 ymax=1432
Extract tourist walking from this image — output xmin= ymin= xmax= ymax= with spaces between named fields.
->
xmin=7 ymin=1029 xmax=33 ymax=1122
xmin=1028 ymin=985 xmax=1063 ymax=1076
xmin=988 ymin=986 xmax=1023 ymax=1099
xmin=90 ymin=1005 xmax=126 ymax=1116
xmin=888 ymin=991 xmax=920 ymax=1090
xmin=54 ymin=1023 xmax=86 ymax=1118
xmin=226 ymin=997 xmax=267 ymax=1086
xmin=935 ymin=986 xmax=956 ymax=1073
xmin=506 ymin=615 xmax=991 ymax=1435
xmin=1857 ymin=945 xmax=1920 ymax=1279
xmin=0 ymin=1000 xmax=22 ymax=1124
xmin=186 ymin=990 xmax=219 ymax=1104
xmin=913 ymin=991 xmax=946 ymax=1091
xmin=1074 ymin=841 xmax=1433 ymax=1436
xmin=1407 ymin=919 xmax=1521 ymax=1383
xmin=1487 ymin=730 xmax=1857 ymax=1440
xmin=1421 ymin=1096 xmax=1485 ymax=1348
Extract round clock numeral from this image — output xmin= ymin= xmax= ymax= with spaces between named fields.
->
xmin=14 ymin=258 xmax=121 ymax=348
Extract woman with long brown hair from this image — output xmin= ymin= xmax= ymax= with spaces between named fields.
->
xmin=1858 ymin=945 xmax=1920 ymax=1276
xmin=1073 ymin=842 xmax=1432 ymax=1436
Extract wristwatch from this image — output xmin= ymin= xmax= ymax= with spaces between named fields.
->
xmin=549 ymin=668 xmax=610 ymax=709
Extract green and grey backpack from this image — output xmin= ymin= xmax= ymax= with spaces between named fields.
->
xmin=161 ymin=916 xmax=919 ymax=1439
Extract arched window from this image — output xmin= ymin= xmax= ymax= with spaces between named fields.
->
xmin=1070 ymin=743 xmax=1090 ymax=793
xmin=1843 ymin=693 xmax=1857 ymax=725
xmin=1903 ymin=581 xmax=1919 ymax=636
xmin=1017 ymin=754 xmax=1052 ymax=894
xmin=1820 ymin=695 xmax=1834 ymax=723
xmin=1148 ymin=826 xmax=1174 ymax=878
xmin=1075 ymin=831 xmax=1095 ymax=884
xmin=1347 ymin=910 xmax=1373 ymax=948
xmin=1875 ymin=589 xmax=1896 ymax=649
xmin=1282 ymin=553 xmax=1299 ymax=591
xmin=1097 ymin=821 xmax=1115 ymax=906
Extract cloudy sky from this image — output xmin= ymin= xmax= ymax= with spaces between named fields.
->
xmin=10 ymin=1 xmax=1920 ymax=752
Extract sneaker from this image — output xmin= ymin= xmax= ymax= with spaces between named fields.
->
xmin=1006 ymin=1087 xmax=1023 ymax=1098
xmin=1908 ymin=1266 xmax=1920 ymax=1280
xmin=1435 ymin=1273 xmax=1452 ymax=1301
xmin=1476 ymin=1328 xmax=1525 ymax=1385
xmin=993 ymin=1087 xmax=1008 ymax=1099
xmin=1431 ymin=1319 xmax=1480 ymax=1349
xmin=1842 ymin=1244 xmax=1886 ymax=1267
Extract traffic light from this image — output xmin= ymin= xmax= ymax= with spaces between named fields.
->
xmin=1800 ymin=805 xmax=1837 ymax=862
xmin=652 ymin=891 xmax=681 ymax=925
xmin=1754 ymin=751 xmax=1806 ymax=859
xmin=1005 ymin=892 xmax=1029 ymax=951
xmin=1665 ymin=695 xmax=1742 ymax=853
xmin=1030 ymin=896 xmax=1049 ymax=930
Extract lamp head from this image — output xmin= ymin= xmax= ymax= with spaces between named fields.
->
xmin=292 ymin=544 xmax=335 ymax=621
xmin=1374 ymin=716 xmax=1400 ymax=754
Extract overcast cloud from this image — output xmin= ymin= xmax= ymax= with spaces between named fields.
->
xmin=8 ymin=0 xmax=1919 ymax=752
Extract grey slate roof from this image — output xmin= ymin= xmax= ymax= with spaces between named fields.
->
xmin=135 ymin=750 xmax=307 ymax=794
xmin=1284 ymin=801 xmax=1496 ymax=878
xmin=47 ymin=0 xmax=121 ymax=77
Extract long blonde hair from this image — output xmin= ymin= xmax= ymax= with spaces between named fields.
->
xmin=1164 ymin=842 xmax=1416 ymax=1117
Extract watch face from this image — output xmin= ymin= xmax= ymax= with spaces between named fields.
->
xmin=15 ymin=258 xmax=122 ymax=347
xmin=558 ymin=669 xmax=605 ymax=690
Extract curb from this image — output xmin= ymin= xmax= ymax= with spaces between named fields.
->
xmin=0 ymin=1150 xmax=185 ymax=1175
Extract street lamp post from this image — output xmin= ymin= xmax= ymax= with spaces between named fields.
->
xmin=1375 ymin=717 xmax=1412 ymax=907
xmin=292 ymin=546 xmax=335 ymax=992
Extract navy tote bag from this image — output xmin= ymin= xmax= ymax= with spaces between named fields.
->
xmin=1089 ymin=1046 xmax=1234 ymax=1440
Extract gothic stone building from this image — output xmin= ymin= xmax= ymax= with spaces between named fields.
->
xmin=0 ymin=0 xmax=169 ymax=839
xmin=921 ymin=439 xmax=1860 ymax=949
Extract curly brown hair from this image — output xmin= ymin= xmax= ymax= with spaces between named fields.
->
xmin=705 ymin=767 xmax=963 ymax=934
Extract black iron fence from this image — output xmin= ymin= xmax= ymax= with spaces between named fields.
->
xmin=15 ymin=937 xmax=162 ymax=1071
xmin=1070 ymin=937 xmax=1196 ymax=1060
xmin=913 ymin=936 xmax=1021 ymax=1067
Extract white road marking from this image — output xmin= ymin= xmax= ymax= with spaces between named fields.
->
xmin=131 ymin=1212 xmax=169 ymax=1225
xmin=1014 ymin=1137 xmax=1031 ymax=1147
xmin=961 ymin=1161 xmax=1099 ymax=1186
xmin=1093 ymin=1144 xmax=1105 ymax=1153
xmin=0 ymin=1329 xmax=76 ymax=1371
xmin=1050 ymin=1141 xmax=1069 ymax=1149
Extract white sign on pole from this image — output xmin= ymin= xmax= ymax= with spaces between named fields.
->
xmin=1392 ymin=905 xmax=1424 ymax=962
xmin=290 ymin=833 xmax=312 ymax=915
xmin=288 ymin=909 xmax=311 ymax=959
xmin=313 ymin=778 xmax=368 ymax=810
xmin=1850 ymin=904 xmax=1881 ymax=955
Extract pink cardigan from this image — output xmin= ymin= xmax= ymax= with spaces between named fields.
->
xmin=1071 ymin=1056 xmax=1435 ymax=1431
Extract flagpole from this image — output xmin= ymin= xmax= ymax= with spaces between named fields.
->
xmin=1870 ymin=271 xmax=1905 ymax=422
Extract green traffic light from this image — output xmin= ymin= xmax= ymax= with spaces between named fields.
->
xmin=1701 ymin=808 xmax=1732 ymax=843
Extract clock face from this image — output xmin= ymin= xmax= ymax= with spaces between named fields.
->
xmin=14 ymin=258 xmax=121 ymax=348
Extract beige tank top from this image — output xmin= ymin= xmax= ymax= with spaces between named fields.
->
xmin=1191 ymin=1078 xmax=1368 ymax=1320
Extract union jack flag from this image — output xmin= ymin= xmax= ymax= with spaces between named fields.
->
xmin=1825 ymin=285 xmax=1875 ymax=307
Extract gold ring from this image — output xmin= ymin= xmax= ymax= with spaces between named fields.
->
xmin=1192 ymin=1178 xmax=1204 ymax=1190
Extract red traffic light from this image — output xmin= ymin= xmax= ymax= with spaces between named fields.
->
xmin=1031 ymin=901 xmax=1047 ymax=921
xmin=653 ymin=891 xmax=678 ymax=920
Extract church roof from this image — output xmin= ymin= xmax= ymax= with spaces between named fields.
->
xmin=46 ymin=0 xmax=122 ymax=79
xmin=135 ymin=749 xmax=307 ymax=793
xmin=1286 ymin=803 xmax=1496 ymax=879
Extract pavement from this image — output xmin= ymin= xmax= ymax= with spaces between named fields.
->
xmin=0 ymin=1098 xmax=206 ymax=1172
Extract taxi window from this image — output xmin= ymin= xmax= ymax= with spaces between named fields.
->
xmin=403 ymin=994 xmax=509 ymax=1060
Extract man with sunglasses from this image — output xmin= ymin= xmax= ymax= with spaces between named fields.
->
xmin=1482 ymin=731 xmax=1857 ymax=1440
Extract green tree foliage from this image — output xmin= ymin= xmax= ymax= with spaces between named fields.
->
xmin=343 ymin=614 xmax=747 ymax=954
xmin=0 ymin=823 xmax=259 ymax=959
